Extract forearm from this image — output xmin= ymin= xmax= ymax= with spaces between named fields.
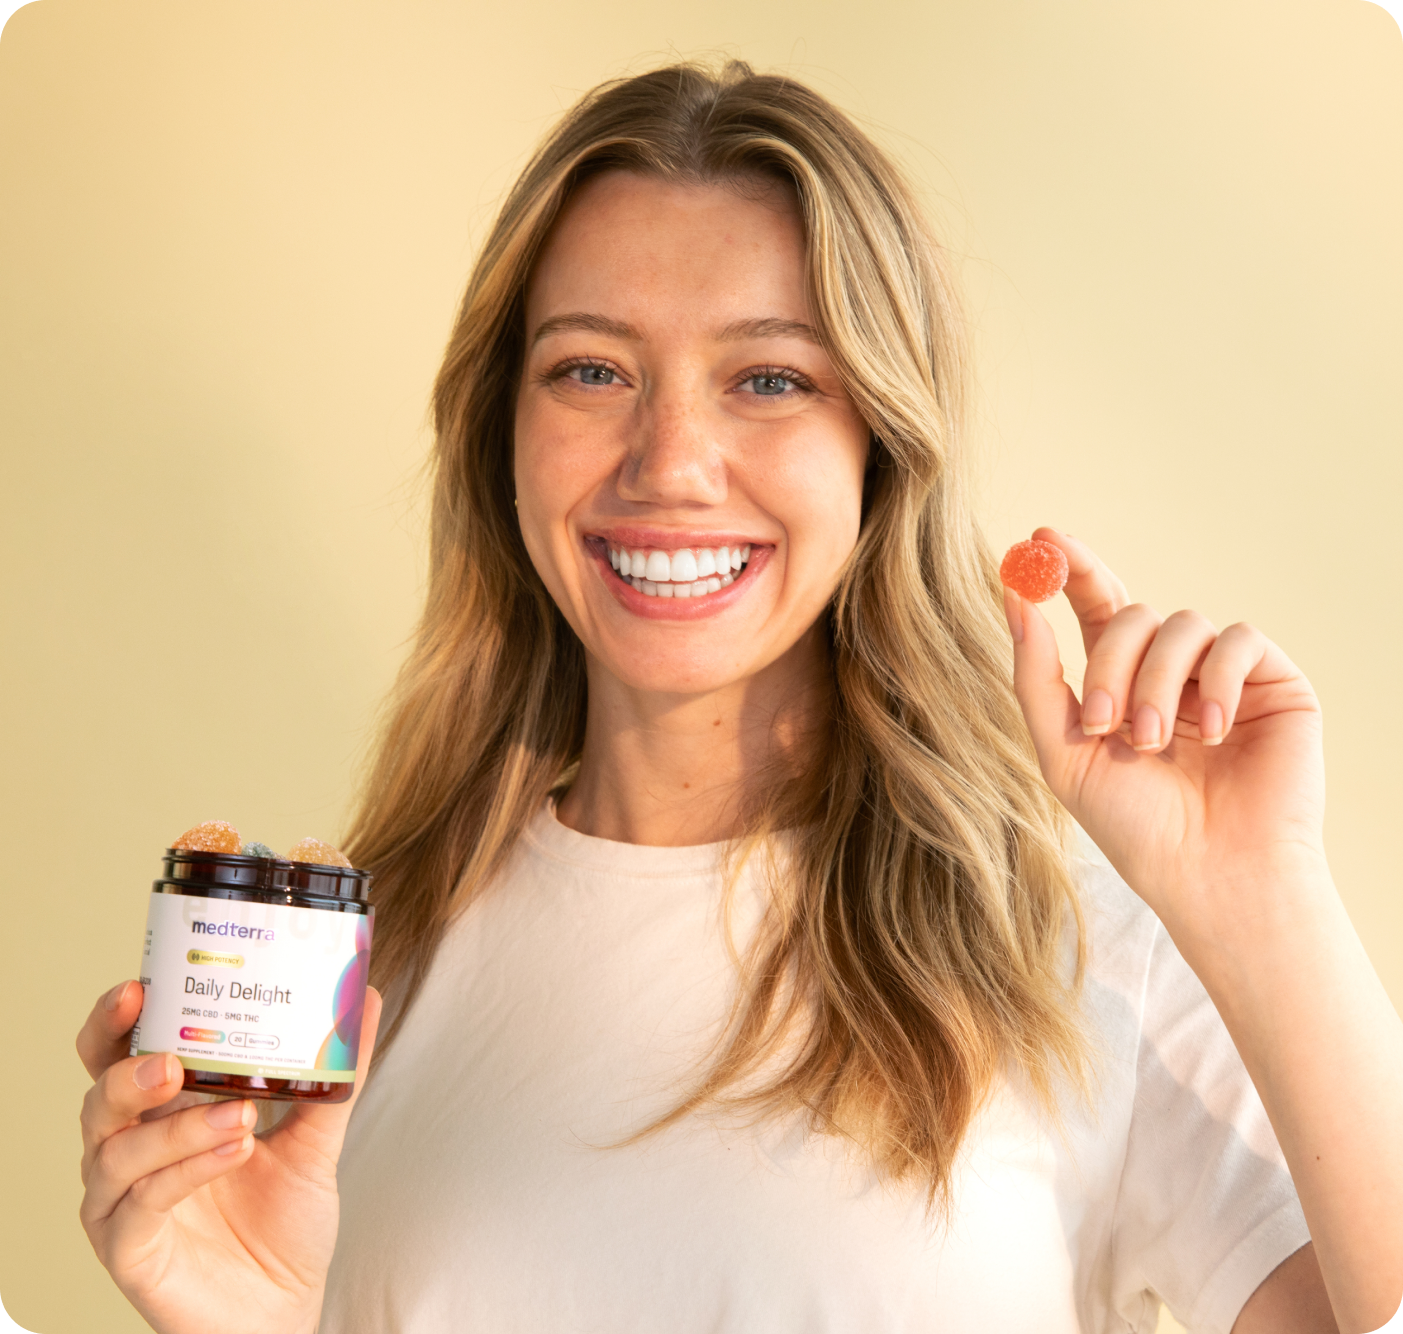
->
xmin=1173 ymin=868 xmax=1403 ymax=1334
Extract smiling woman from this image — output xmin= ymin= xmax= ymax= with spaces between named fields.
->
xmin=73 ymin=59 xmax=1401 ymax=1334
xmin=349 ymin=70 xmax=1091 ymax=1199
xmin=516 ymin=171 xmax=868 ymax=682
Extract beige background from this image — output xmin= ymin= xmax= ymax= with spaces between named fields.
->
xmin=1 ymin=1 xmax=1398 ymax=1330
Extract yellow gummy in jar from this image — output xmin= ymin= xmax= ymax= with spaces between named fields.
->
xmin=285 ymin=837 xmax=351 ymax=867
xmin=171 ymin=820 xmax=242 ymax=854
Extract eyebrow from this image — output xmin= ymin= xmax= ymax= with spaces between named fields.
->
xmin=529 ymin=312 xmax=822 ymax=347
xmin=531 ymin=313 xmax=641 ymax=345
xmin=716 ymin=317 xmax=821 ymax=345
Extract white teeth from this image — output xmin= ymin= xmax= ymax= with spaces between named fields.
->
xmin=609 ymin=542 xmax=753 ymax=597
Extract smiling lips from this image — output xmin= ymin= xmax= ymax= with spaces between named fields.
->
xmin=608 ymin=543 xmax=752 ymax=599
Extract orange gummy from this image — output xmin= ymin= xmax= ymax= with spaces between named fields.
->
xmin=171 ymin=820 xmax=242 ymax=854
xmin=999 ymin=539 xmax=1069 ymax=603
xmin=285 ymin=837 xmax=351 ymax=867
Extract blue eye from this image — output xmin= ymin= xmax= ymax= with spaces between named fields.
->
xmin=571 ymin=365 xmax=616 ymax=386
xmin=744 ymin=374 xmax=793 ymax=396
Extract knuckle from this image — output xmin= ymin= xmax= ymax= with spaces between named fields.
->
xmin=1121 ymin=601 xmax=1160 ymax=623
xmin=1081 ymin=597 xmax=1124 ymax=629
xmin=1133 ymin=667 xmax=1179 ymax=698
xmin=157 ymin=1106 xmax=187 ymax=1157
xmin=1078 ymin=666 xmax=1121 ymax=699
xmin=1080 ymin=598 xmax=1119 ymax=626
xmin=89 ymin=1144 xmax=115 ymax=1183
xmin=90 ymin=1136 xmax=121 ymax=1183
xmin=78 ymin=1084 xmax=105 ymax=1137
xmin=159 ymin=1103 xmax=208 ymax=1157
xmin=1083 ymin=635 xmax=1132 ymax=675
xmin=91 ymin=1066 xmax=125 ymax=1116
xmin=1163 ymin=608 xmax=1214 ymax=634
xmin=126 ymin=1172 xmax=156 ymax=1211
xmin=1222 ymin=619 xmax=1261 ymax=643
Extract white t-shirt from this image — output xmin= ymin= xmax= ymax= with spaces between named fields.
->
xmin=322 ymin=803 xmax=1309 ymax=1334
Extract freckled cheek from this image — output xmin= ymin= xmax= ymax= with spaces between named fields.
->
xmin=515 ymin=408 xmax=622 ymax=533
xmin=751 ymin=447 xmax=865 ymax=589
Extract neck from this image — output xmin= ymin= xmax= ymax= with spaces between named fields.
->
xmin=556 ymin=624 xmax=830 ymax=846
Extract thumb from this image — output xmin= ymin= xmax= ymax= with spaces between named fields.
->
xmin=1004 ymin=589 xmax=1083 ymax=781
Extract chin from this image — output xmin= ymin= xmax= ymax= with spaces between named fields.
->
xmin=603 ymin=649 xmax=757 ymax=697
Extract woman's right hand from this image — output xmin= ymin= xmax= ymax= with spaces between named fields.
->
xmin=76 ymin=979 xmax=382 ymax=1334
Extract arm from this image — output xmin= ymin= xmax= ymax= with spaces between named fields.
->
xmin=1202 ymin=865 xmax=1403 ymax=1333
xmin=1234 ymin=1244 xmax=1339 ymax=1334
xmin=1005 ymin=528 xmax=1403 ymax=1334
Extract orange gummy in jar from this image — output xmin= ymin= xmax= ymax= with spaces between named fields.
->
xmin=170 ymin=820 xmax=242 ymax=854
xmin=999 ymin=539 xmax=1069 ymax=604
xmin=285 ymin=837 xmax=352 ymax=867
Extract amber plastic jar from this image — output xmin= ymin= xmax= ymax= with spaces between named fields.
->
xmin=131 ymin=848 xmax=373 ymax=1103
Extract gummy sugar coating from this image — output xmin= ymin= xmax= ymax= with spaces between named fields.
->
xmin=285 ymin=837 xmax=351 ymax=867
xmin=241 ymin=841 xmax=277 ymax=859
xmin=171 ymin=820 xmax=242 ymax=854
xmin=999 ymin=539 xmax=1069 ymax=603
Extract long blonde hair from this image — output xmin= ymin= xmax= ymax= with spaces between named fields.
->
xmin=346 ymin=59 xmax=1085 ymax=1203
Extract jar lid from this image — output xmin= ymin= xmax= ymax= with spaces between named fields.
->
xmin=157 ymin=848 xmax=372 ymax=902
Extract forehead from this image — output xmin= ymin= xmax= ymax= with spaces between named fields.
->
xmin=524 ymin=170 xmax=810 ymax=329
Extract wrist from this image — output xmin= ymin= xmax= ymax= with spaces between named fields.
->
xmin=1155 ymin=853 xmax=1341 ymax=1004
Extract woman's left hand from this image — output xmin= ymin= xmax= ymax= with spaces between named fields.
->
xmin=1004 ymin=527 xmax=1327 ymax=949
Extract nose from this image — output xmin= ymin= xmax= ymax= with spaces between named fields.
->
xmin=616 ymin=388 xmax=728 ymax=509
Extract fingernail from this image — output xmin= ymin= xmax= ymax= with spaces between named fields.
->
xmin=1131 ymin=704 xmax=1162 ymax=751
xmin=1002 ymin=589 xmax=1024 ymax=643
xmin=214 ymin=1133 xmax=253 ymax=1157
xmin=205 ymin=1099 xmax=250 ymax=1130
xmin=104 ymin=982 xmax=130 ymax=1012
xmin=1199 ymin=700 xmax=1224 ymax=745
xmin=134 ymin=1054 xmax=173 ymax=1090
xmin=1081 ymin=689 xmax=1114 ymax=735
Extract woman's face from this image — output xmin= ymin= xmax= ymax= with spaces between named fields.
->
xmin=514 ymin=170 xmax=869 ymax=698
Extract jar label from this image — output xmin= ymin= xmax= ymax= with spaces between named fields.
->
xmin=131 ymin=891 xmax=373 ymax=1084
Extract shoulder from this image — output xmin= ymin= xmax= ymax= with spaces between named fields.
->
xmin=1062 ymin=829 xmax=1239 ymax=1095
xmin=1066 ymin=827 xmax=1163 ymax=1012
xmin=1065 ymin=828 xmax=1292 ymax=1166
